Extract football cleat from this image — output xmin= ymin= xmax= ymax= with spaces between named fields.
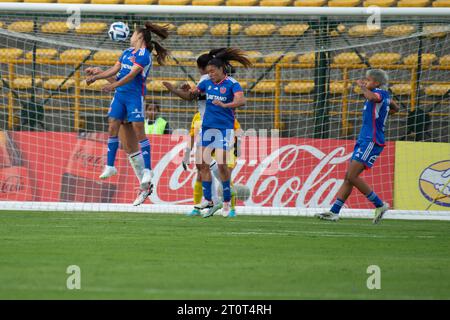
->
xmin=99 ymin=165 xmax=117 ymax=179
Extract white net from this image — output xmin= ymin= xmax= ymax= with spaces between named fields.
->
xmin=0 ymin=5 xmax=449 ymax=217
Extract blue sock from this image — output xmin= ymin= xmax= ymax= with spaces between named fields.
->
xmin=367 ymin=191 xmax=383 ymax=208
xmin=139 ymin=139 xmax=151 ymax=170
xmin=222 ymin=180 xmax=231 ymax=202
xmin=106 ymin=136 xmax=119 ymax=167
xmin=330 ymin=198 xmax=345 ymax=214
xmin=202 ymin=180 xmax=212 ymax=202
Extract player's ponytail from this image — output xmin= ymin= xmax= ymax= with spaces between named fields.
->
xmin=138 ymin=22 xmax=170 ymax=65
xmin=208 ymin=47 xmax=252 ymax=70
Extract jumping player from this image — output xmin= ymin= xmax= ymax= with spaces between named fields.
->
xmin=315 ymin=69 xmax=399 ymax=224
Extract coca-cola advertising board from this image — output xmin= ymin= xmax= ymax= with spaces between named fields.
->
xmin=2 ymin=132 xmax=394 ymax=209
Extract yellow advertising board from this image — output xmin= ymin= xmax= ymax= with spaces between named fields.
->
xmin=395 ymin=141 xmax=450 ymax=211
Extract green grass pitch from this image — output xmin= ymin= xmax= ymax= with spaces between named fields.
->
xmin=0 ymin=210 xmax=449 ymax=299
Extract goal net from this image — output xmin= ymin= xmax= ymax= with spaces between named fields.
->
xmin=0 ymin=4 xmax=449 ymax=219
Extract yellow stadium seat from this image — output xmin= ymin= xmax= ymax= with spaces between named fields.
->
xmin=294 ymin=0 xmax=326 ymax=6
xmin=8 ymin=21 xmax=34 ymax=33
xmin=0 ymin=22 xmax=3 ymax=29
xmin=390 ymin=83 xmax=412 ymax=95
xmin=43 ymin=78 xmax=75 ymax=90
xmin=263 ymin=51 xmax=297 ymax=64
xmin=369 ymin=53 xmax=401 ymax=66
xmin=159 ymin=0 xmax=191 ymax=4
xmin=260 ymin=0 xmax=292 ymax=6
xmin=92 ymin=50 xmax=122 ymax=63
xmin=192 ymin=0 xmax=224 ymax=4
xmin=329 ymin=81 xmax=351 ymax=94
xmin=177 ymin=23 xmax=209 ymax=37
xmin=210 ymin=24 xmax=242 ymax=36
xmin=41 ymin=22 xmax=69 ymax=34
xmin=57 ymin=0 xmax=89 ymax=3
xmin=363 ymin=0 xmax=396 ymax=5
xmin=279 ymin=24 xmax=309 ymax=37
xmin=75 ymin=22 xmax=107 ymax=34
xmin=25 ymin=49 xmax=58 ymax=60
xmin=439 ymin=55 xmax=450 ymax=66
xmin=60 ymin=49 xmax=91 ymax=62
xmin=333 ymin=52 xmax=364 ymax=65
xmin=80 ymin=79 xmax=110 ymax=91
xmin=12 ymin=77 xmax=42 ymax=90
xmin=0 ymin=0 xmax=22 ymax=2
xmin=24 ymin=0 xmax=55 ymax=2
xmin=244 ymin=51 xmax=262 ymax=64
xmin=423 ymin=25 xmax=449 ymax=38
xmin=425 ymin=84 xmax=450 ymax=96
xmin=328 ymin=0 xmax=361 ymax=6
xmin=298 ymin=52 xmax=315 ymax=64
xmin=169 ymin=50 xmax=194 ymax=62
xmin=348 ymin=24 xmax=381 ymax=37
xmin=226 ymin=0 xmax=258 ymax=5
xmin=245 ymin=24 xmax=277 ymax=37
xmin=284 ymin=81 xmax=315 ymax=94
xmin=91 ymin=0 xmax=122 ymax=3
xmin=0 ymin=48 xmax=23 ymax=60
xmin=124 ymin=0 xmax=156 ymax=4
xmin=147 ymin=80 xmax=178 ymax=92
xmin=383 ymin=24 xmax=416 ymax=37
xmin=397 ymin=0 xmax=430 ymax=6
xmin=253 ymin=81 xmax=277 ymax=93
xmin=432 ymin=0 xmax=450 ymax=6
xmin=403 ymin=53 xmax=437 ymax=66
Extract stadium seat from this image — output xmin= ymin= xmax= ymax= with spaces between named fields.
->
xmin=57 ymin=0 xmax=89 ymax=3
xmin=124 ymin=0 xmax=156 ymax=4
xmin=0 ymin=0 xmax=22 ymax=2
xmin=226 ymin=0 xmax=258 ymax=5
xmin=169 ymin=50 xmax=194 ymax=62
xmin=397 ymin=0 xmax=430 ymax=6
xmin=329 ymin=81 xmax=351 ymax=94
xmin=92 ymin=50 xmax=122 ymax=63
xmin=368 ymin=53 xmax=402 ymax=66
xmin=439 ymin=55 xmax=450 ymax=66
xmin=210 ymin=24 xmax=242 ymax=36
xmin=278 ymin=24 xmax=309 ymax=37
xmin=253 ymin=81 xmax=277 ymax=93
xmin=403 ymin=53 xmax=438 ymax=66
xmin=11 ymin=77 xmax=42 ymax=90
xmin=7 ymin=21 xmax=34 ymax=33
xmin=348 ymin=24 xmax=381 ymax=37
xmin=328 ymin=0 xmax=361 ymax=6
xmin=363 ymin=0 xmax=396 ymax=6
xmin=0 ymin=22 xmax=3 ymax=29
xmin=25 ymin=49 xmax=58 ymax=60
xmin=284 ymin=81 xmax=315 ymax=94
xmin=432 ymin=0 xmax=450 ymax=6
xmin=60 ymin=49 xmax=91 ymax=62
xmin=80 ymin=79 xmax=109 ymax=91
xmin=24 ymin=0 xmax=55 ymax=2
xmin=244 ymin=51 xmax=262 ymax=64
xmin=0 ymin=48 xmax=23 ymax=61
xmin=41 ymin=22 xmax=69 ymax=34
xmin=260 ymin=0 xmax=293 ymax=6
xmin=91 ymin=0 xmax=122 ymax=4
xmin=383 ymin=24 xmax=416 ymax=37
xmin=423 ymin=25 xmax=449 ymax=38
xmin=158 ymin=0 xmax=191 ymax=4
xmin=263 ymin=51 xmax=297 ymax=64
xmin=425 ymin=84 xmax=450 ymax=96
xmin=298 ymin=52 xmax=315 ymax=64
xmin=294 ymin=0 xmax=327 ymax=6
xmin=75 ymin=22 xmax=107 ymax=34
xmin=390 ymin=83 xmax=412 ymax=95
xmin=43 ymin=78 xmax=75 ymax=90
xmin=177 ymin=23 xmax=209 ymax=37
xmin=333 ymin=52 xmax=364 ymax=65
xmin=147 ymin=80 xmax=178 ymax=92
xmin=245 ymin=24 xmax=277 ymax=37
xmin=192 ymin=0 xmax=224 ymax=5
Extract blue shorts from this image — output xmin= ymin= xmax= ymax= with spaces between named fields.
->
xmin=200 ymin=127 xmax=234 ymax=151
xmin=351 ymin=140 xmax=384 ymax=169
xmin=108 ymin=92 xmax=144 ymax=122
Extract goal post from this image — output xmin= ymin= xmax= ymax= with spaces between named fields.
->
xmin=0 ymin=4 xmax=449 ymax=220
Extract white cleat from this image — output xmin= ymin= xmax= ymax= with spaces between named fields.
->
xmin=373 ymin=202 xmax=389 ymax=225
xmin=221 ymin=201 xmax=231 ymax=217
xmin=99 ymin=165 xmax=117 ymax=179
xmin=198 ymin=199 xmax=214 ymax=211
xmin=132 ymin=184 xmax=153 ymax=206
xmin=315 ymin=211 xmax=340 ymax=222
xmin=203 ymin=202 xmax=223 ymax=218
xmin=141 ymin=169 xmax=153 ymax=189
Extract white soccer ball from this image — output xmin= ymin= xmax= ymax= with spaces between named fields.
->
xmin=108 ymin=22 xmax=130 ymax=42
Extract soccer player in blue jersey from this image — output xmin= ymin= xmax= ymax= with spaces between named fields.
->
xmin=86 ymin=22 xmax=169 ymax=192
xmin=189 ymin=48 xmax=252 ymax=218
xmin=316 ymin=69 xmax=399 ymax=224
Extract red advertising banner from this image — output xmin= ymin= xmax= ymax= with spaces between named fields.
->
xmin=1 ymin=132 xmax=394 ymax=209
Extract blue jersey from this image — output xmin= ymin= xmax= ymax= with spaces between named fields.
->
xmin=197 ymin=76 xmax=243 ymax=129
xmin=358 ymin=88 xmax=391 ymax=146
xmin=115 ymin=47 xmax=152 ymax=96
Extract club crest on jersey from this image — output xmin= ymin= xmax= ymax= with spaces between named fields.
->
xmin=128 ymin=56 xmax=135 ymax=63
xmin=220 ymin=87 xmax=227 ymax=94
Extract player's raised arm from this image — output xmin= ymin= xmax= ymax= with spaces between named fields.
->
xmin=102 ymin=65 xmax=142 ymax=92
xmin=163 ymin=81 xmax=197 ymax=101
xmin=86 ymin=62 xmax=121 ymax=85
xmin=389 ymin=99 xmax=400 ymax=115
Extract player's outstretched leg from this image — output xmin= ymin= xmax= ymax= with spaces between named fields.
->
xmin=100 ymin=119 xmax=121 ymax=179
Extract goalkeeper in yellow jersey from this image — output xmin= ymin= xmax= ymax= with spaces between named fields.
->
xmin=184 ymin=111 xmax=242 ymax=217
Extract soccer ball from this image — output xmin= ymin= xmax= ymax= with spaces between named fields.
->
xmin=108 ymin=22 xmax=130 ymax=42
